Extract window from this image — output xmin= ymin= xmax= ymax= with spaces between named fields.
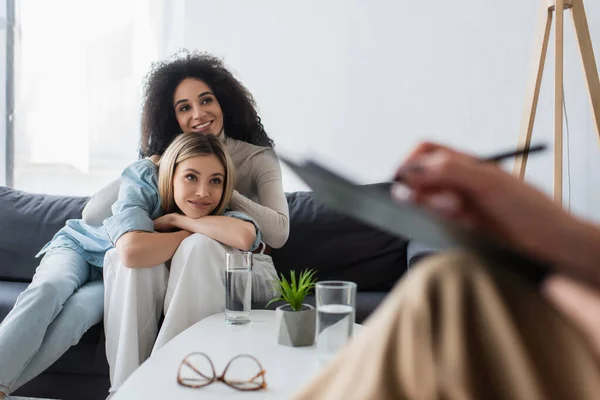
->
xmin=13 ymin=0 xmax=166 ymax=195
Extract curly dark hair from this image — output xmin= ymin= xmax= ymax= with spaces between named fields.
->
xmin=139 ymin=51 xmax=273 ymax=158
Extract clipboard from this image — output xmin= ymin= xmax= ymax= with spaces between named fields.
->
xmin=280 ymin=155 xmax=552 ymax=285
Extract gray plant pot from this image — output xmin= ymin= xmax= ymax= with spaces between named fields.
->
xmin=275 ymin=304 xmax=316 ymax=347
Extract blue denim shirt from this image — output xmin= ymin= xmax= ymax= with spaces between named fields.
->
xmin=37 ymin=159 xmax=262 ymax=267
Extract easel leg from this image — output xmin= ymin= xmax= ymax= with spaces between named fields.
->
xmin=555 ymin=0 xmax=564 ymax=204
xmin=514 ymin=2 xmax=553 ymax=180
xmin=571 ymin=0 xmax=600 ymax=143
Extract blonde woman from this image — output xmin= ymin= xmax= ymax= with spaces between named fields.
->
xmin=294 ymin=142 xmax=600 ymax=400
xmin=102 ymin=133 xmax=278 ymax=395
xmin=0 ymin=126 xmax=263 ymax=400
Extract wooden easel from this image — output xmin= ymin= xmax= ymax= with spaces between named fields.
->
xmin=513 ymin=0 xmax=600 ymax=205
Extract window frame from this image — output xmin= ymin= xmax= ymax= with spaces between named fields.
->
xmin=1 ymin=0 xmax=14 ymax=187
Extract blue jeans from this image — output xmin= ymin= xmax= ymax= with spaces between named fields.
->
xmin=0 ymin=247 xmax=103 ymax=394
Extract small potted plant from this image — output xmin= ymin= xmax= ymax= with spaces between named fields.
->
xmin=267 ymin=269 xmax=318 ymax=347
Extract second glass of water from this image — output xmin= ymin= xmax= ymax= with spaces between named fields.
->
xmin=316 ymin=281 xmax=357 ymax=364
xmin=225 ymin=252 xmax=252 ymax=325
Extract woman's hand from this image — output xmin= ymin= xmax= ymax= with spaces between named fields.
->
xmin=391 ymin=142 xmax=600 ymax=283
xmin=153 ymin=213 xmax=180 ymax=232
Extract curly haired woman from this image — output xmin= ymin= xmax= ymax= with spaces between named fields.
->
xmin=77 ymin=52 xmax=291 ymax=395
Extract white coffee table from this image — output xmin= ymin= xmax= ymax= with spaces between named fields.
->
xmin=112 ymin=310 xmax=363 ymax=399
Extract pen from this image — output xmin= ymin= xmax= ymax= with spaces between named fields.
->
xmin=482 ymin=144 xmax=547 ymax=163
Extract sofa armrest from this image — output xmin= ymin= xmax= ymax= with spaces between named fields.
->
xmin=407 ymin=241 xmax=439 ymax=269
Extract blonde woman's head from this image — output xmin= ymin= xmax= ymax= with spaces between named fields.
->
xmin=158 ymin=134 xmax=235 ymax=217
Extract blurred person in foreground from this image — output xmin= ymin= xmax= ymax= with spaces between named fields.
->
xmin=294 ymin=142 xmax=600 ymax=400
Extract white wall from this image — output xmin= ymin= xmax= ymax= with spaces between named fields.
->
xmin=173 ymin=0 xmax=600 ymax=220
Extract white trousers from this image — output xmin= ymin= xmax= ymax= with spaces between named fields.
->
xmin=103 ymin=233 xmax=278 ymax=393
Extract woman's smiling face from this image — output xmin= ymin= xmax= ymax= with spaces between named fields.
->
xmin=172 ymin=154 xmax=225 ymax=218
xmin=173 ymin=78 xmax=224 ymax=136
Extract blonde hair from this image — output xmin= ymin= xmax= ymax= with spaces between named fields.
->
xmin=158 ymin=134 xmax=235 ymax=215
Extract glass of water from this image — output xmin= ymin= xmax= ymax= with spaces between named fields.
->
xmin=315 ymin=281 xmax=357 ymax=363
xmin=225 ymin=252 xmax=252 ymax=325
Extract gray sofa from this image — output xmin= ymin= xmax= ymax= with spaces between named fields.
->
xmin=0 ymin=183 xmax=427 ymax=400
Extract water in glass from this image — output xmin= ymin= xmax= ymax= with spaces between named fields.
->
xmin=316 ymin=304 xmax=355 ymax=363
xmin=225 ymin=266 xmax=252 ymax=325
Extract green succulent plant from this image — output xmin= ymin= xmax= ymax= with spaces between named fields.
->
xmin=267 ymin=269 xmax=318 ymax=312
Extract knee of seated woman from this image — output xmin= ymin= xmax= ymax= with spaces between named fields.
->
xmin=22 ymin=280 xmax=73 ymax=308
xmin=177 ymin=233 xmax=225 ymax=255
xmin=170 ymin=234 xmax=228 ymax=278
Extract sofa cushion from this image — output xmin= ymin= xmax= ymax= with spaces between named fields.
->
xmin=0 ymin=187 xmax=89 ymax=281
xmin=271 ymin=184 xmax=408 ymax=292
